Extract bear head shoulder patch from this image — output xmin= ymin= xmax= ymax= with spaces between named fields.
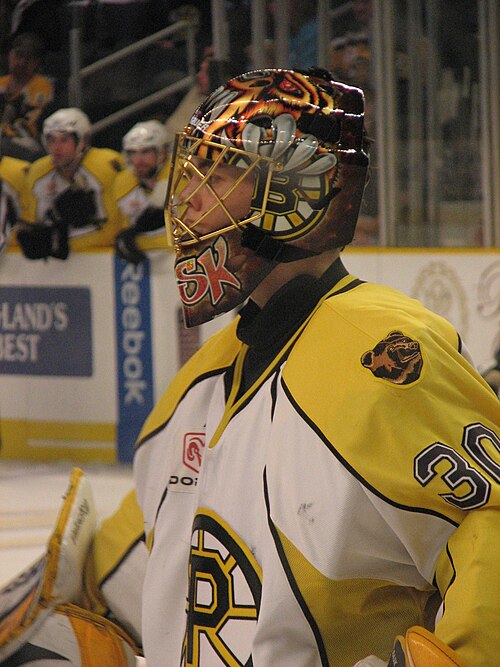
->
xmin=361 ymin=330 xmax=423 ymax=385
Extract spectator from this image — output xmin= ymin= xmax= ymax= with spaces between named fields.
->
xmin=9 ymin=0 xmax=64 ymax=53
xmin=0 ymin=153 xmax=29 ymax=253
xmin=95 ymin=0 xmax=154 ymax=51
xmin=15 ymin=107 xmax=125 ymax=261
xmin=0 ymin=32 xmax=54 ymax=161
xmin=114 ymin=120 xmax=171 ymax=265
xmin=163 ymin=46 xmax=213 ymax=145
xmin=267 ymin=0 xmax=319 ymax=69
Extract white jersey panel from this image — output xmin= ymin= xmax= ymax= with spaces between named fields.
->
xmin=134 ymin=374 xmax=224 ymax=667
xmin=266 ymin=374 xmax=455 ymax=586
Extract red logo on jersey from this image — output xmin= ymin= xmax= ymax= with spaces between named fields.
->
xmin=175 ymin=236 xmax=241 ymax=307
xmin=183 ymin=432 xmax=205 ymax=473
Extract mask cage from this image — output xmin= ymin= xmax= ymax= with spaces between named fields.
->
xmin=165 ymin=132 xmax=281 ymax=252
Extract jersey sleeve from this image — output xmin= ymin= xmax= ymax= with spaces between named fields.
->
xmin=281 ymin=282 xmax=500 ymax=665
xmin=82 ymin=489 xmax=146 ymax=644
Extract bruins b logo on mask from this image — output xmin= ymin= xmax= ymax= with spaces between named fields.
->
xmin=361 ymin=330 xmax=423 ymax=385
xmin=250 ymin=169 xmax=330 ymax=241
xmin=183 ymin=509 xmax=262 ymax=666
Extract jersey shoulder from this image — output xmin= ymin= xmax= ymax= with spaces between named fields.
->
xmin=284 ymin=280 xmax=498 ymax=520
xmin=113 ymin=168 xmax=140 ymax=200
xmin=84 ymin=148 xmax=125 ymax=175
xmin=137 ymin=319 xmax=241 ymax=444
xmin=25 ymin=155 xmax=55 ymax=183
xmin=0 ymin=156 xmax=30 ymax=189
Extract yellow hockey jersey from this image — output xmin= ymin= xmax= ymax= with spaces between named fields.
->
xmin=0 ymin=155 xmax=29 ymax=250
xmin=112 ymin=163 xmax=170 ymax=252
xmin=134 ymin=266 xmax=499 ymax=667
xmin=82 ymin=489 xmax=146 ymax=644
xmin=0 ymin=73 xmax=53 ymax=140
xmin=19 ymin=147 xmax=125 ymax=250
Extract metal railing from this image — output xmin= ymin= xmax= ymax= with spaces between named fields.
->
xmin=68 ymin=18 xmax=197 ymax=136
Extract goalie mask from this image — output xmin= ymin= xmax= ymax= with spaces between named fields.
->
xmin=165 ymin=68 xmax=369 ymax=327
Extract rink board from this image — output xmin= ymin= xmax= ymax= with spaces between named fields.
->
xmin=0 ymin=247 xmax=498 ymax=463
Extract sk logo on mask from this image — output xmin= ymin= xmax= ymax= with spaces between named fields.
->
xmin=176 ymin=236 xmax=241 ymax=307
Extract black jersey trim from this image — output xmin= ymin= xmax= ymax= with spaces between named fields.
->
xmin=281 ymin=377 xmax=459 ymax=528
xmin=135 ymin=367 xmax=230 ymax=451
xmin=270 ymin=371 xmax=279 ymax=421
xmin=147 ymin=483 xmax=169 ymax=552
xmin=5 ymin=644 xmax=70 ymax=665
xmin=263 ymin=469 xmax=330 ymax=667
xmin=434 ymin=542 xmax=457 ymax=620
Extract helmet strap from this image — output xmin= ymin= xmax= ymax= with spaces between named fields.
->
xmin=241 ymin=225 xmax=319 ymax=263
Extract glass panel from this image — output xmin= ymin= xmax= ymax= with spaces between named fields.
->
xmin=329 ymin=0 xmax=483 ymax=247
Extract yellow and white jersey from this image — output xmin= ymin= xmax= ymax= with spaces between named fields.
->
xmin=82 ymin=489 xmax=146 ymax=644
xmin=0 ymin=155 xmax=29 ymax=214
xmin=0 ymin=73 xmax=54 ymax=139
xmin=19 ymin=147 xmax=125 ymax=250
xmin=134 ymin=269 xmax=500 ymax=667
xmin=113 ymin=162 xmax=170 ymax=252
xmin=0 ymin=156 xmax=29 ymax=250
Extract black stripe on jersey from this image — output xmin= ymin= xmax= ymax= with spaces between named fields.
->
xmin=433 ymin=542 xmax=457 ymax=621
xmin=135 ymin=367 xmax=230 ymax=451
xmin=270 ymin=371 xmax=279 ymax=421
xmin=263 ymin=469 xmax=330 ymax=667
xmin=147 ymin=484 xmax=169 ymax=552
xmin=325 ymin=277 xmax=364 ymax=297
xmin=4 ymin=644 xmax=70 ymax=665
xmin=281 ymin=377 xmax=459 ymax=527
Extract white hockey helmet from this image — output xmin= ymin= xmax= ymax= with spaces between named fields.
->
xmin=42 ymin=108 xmax=92 ymax=148
xmin=123 ymin=120 xmax=169 ymax=153
xmin=122 ymin=120 xmax=169 ymax=176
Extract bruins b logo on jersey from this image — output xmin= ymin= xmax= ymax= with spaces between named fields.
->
xmin=361 ymin=330 xmax=423 ymax=385
xmin=183 ymin=509 xmax=261 ymax=666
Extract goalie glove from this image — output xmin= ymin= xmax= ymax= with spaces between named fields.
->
xmin=353 ymin=626 xmax=468 ymax=667
xmin=133 ymin=207 xmax=164 ymax=234
xmin=0 ymin=468 xmax=96 ymax=662
xmin=115 ymin=227 xmax=146 ymax=265
xmin=114 ymin=207 xmax=163 ymax=265
xmin=54 ymin=187 xmax=97 ymax=228
xmin=5 ymin=603 xmax=140 ymax=666
xmin=16 ymin=221 xmax=69 ymax=260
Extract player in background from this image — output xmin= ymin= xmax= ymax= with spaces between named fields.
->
xmin=14 ymin=107 xmax=125 ymax=260
xmin=0 ymin=33 xmax=54 ymax=161
xmin=0 ymin=153 xmax=29 ymax=253
xmin=113 ymin=120 xmax=171 ymax=265
xmin=133 ymin=68 xmax=499 ymax=666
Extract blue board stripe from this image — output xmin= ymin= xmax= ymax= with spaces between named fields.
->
xmin=114 ymin=256 xmax=154 ymax=463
